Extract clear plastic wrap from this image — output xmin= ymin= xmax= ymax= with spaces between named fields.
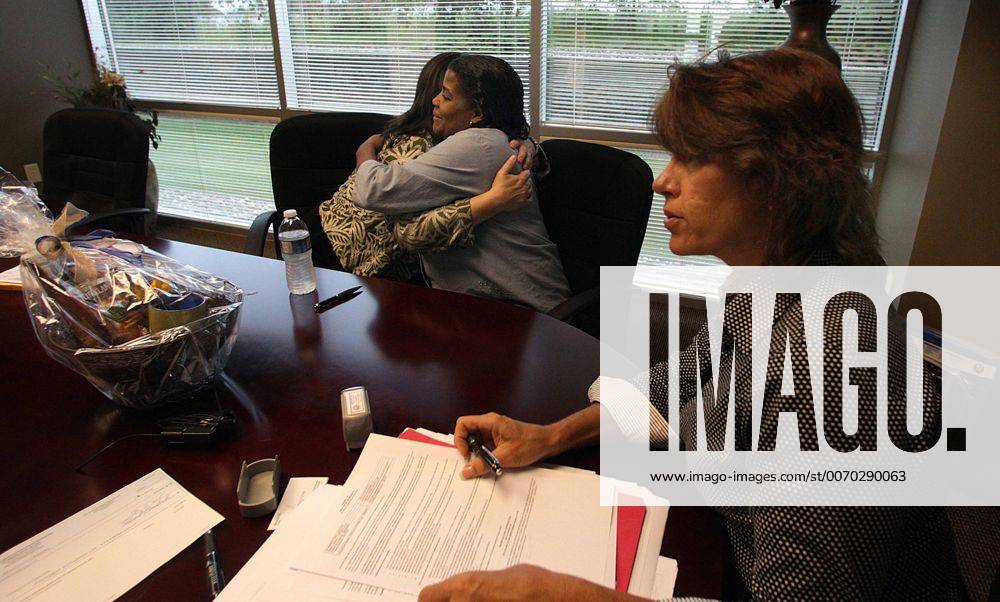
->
xmin=0 ymin=167 xmax=242 ymax=408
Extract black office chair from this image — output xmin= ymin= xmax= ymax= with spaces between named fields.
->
xmin=42 ymin=108 xmax=154 ymax=236
xmin=245 ymin=112 xmax=392 ymax=270
xmin=537 ymin=139 xmax=654 ymax=337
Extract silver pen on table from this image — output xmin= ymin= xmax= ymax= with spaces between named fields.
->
xmin=203 ymin=529 xmax=225 ymax=598
xmin=467 ymin=432 xmax=503 ymax=476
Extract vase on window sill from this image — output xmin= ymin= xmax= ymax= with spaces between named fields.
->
xmin=782 ymin=2 xmax=841 ymax=73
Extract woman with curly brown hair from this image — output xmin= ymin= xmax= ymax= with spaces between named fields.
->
xmin=653 ymin=47 xmax=881 ymax=267
xmin=417 ymin=49 xmax=961 ymax=601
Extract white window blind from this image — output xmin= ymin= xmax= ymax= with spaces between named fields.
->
xmin=543 ymin=0 xmax=905 ymax=150
xmin=82 ymin=0 xmax=280 ymax=108
xmin=278 ymin=0 xmax=531 ymax=114
xmin=152 ymin=114 xmax=276 ymax=225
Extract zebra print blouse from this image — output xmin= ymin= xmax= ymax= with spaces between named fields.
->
xmin=318 ymin=134 xmax=474 ymax=282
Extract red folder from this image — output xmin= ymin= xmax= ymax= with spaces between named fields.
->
xmin=397 ymin=428 xmax=646 ymax=591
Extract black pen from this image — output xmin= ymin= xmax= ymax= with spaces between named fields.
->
xmin=314 ymin=286 xmax=363 ymax=313
xmin=203 ymin=529 xmax=225 ymax=598
xmin=467 ymin=432 xmax=503 ymax=476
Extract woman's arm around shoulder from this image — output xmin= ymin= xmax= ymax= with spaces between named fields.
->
xmin=353 ymin=129 xmax=512 ymax=215
xmin=391 ymin=155 xmax=534 ymax=253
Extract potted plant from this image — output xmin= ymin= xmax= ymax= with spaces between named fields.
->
xmin=42 ymin=65 xmax=161 ymax=149
xmin=764 ymin=0 xmax=841 ymax=72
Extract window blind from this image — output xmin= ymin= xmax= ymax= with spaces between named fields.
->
xmin=278 ymin=0 xmax=531 ymax=114
xmin=152 ymin=114 xmax=276 ymax=225
xmin=543 ymin=0 xmax=905 ymax=150
xmin=82 ymin=0 xmax=280 ymax=108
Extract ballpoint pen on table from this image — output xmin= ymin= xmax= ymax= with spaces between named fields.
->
xmin=314 ymin=286 xmax=363 ymax=313
xmin=467 ymin=432 xmax=504 ymax=476
xmin=203 ymin=529 xmax=225 ymax=598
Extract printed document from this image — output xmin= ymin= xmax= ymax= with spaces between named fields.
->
xmin=221 ymin=484 xmax=413 ymax=602
xmin=291 ymin=435 xmax=613 ymax=594
xmin=0 ymin=468 xmax=223 ymax=602
xmin=268 ymin=477 xmax=329 ymax=531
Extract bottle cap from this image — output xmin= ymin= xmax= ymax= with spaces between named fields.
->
xmin=283 ymin=209 xmax=297 ymax=219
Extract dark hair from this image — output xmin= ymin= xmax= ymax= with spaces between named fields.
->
xmin=653 ymin=47 xmax=881 ymax=266
xmin=383 ymin=52 xmax=462 ymax=138
xmin=446 ymin=54 xmax=529 ymax=141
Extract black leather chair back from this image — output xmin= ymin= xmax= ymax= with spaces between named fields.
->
xmin=269 ymin=112 xmax=392 ymax=270
xmin=537 ymin=139 xmax=654 ymax=295
xmin=42 ymin=108 xmax=151 ymax=234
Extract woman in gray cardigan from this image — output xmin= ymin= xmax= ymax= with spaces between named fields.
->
xmin=351 ymin=54 xmax=571 ymax=314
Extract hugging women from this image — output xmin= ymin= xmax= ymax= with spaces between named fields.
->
xmin=320 ymin=53 xmax=570 ymax=314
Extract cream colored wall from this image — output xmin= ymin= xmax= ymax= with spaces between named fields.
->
xmin=0 ymin=0 xmax=93 ymax=182
xmin=909 ymin=0 xmax=1000 ymax=266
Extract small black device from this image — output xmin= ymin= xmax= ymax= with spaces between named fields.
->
xmin=159 ymin=410 xmax=237 ymax=446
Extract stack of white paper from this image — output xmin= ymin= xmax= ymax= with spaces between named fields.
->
xmin=291 ymin=435 xmax=614 ymax=594
xmin=222 ymin=432 xmax=673 ymax=601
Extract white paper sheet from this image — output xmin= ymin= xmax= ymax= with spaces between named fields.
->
xmin=268 ymin=477 xmax=329 ymax=531
xmin=291 ymin=435 xmax=613 ymax=595
xmin=414 ymin=427 xmax=453 ymax=445
xmin=0 ymin=468 xmax=223 ymax=602
xmin=219 ymin=485 xmax=412 ymax=602
xmin=0 ymin=265 xmax=21 ymax=290
xmin=650 ymin=556 xmax=679 ymax=600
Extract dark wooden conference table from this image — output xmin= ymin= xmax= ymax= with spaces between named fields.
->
xmin=0 ymin=237 xmax=728 ymax=600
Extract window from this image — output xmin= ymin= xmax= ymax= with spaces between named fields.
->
xmin=82 ymin=0 xmax=280 ymax=107
xmin=279 ymin=0 xmax=531 ymax=114
xmin=153 ymin=114 xmax=275 ymax=225
xmin=82 ymin=0 xmax=910 ymax=260
xmin=542 ymin=0 xmax=905 ymax=151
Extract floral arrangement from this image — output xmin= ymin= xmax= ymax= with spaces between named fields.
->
xmin=42 ymin=64 xmax=161 ymax=149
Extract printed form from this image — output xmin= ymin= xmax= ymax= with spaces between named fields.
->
xmin=0 ymin=468 xmax=223 ymax=602
xmin=220 ymin=485 xmax=414 ymax=602
xmin=291 ymin=435 xmax=613 ymax=595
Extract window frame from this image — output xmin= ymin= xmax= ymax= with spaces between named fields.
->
xmin=81 ymin=0 xmax=919 ymax=230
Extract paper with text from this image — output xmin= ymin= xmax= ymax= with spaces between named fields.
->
xmin=268 ymin=477 xmax=329 ymax=531
xmin=220 ymin=485 xmax=413 ymax=601
xmin=291 ymin=435 xmax=613 ymax=594
xmin=0 ymin=468 xmax=223 ymax=602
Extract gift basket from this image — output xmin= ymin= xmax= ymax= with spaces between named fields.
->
xmin=0 ymin=168 xmax=242 ymax=408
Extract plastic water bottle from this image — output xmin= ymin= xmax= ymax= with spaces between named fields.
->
xmin=278 ymin=209 xmax=317 ymax=295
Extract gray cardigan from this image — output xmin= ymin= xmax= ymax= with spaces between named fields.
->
xmin=353 ymin=128 xmax=571 ymax=313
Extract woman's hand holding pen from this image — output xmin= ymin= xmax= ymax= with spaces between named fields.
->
xmin=455 ymin=405 xmax=602 ymax=479
xmin=454 ymin=412 xmax=553 ymax=479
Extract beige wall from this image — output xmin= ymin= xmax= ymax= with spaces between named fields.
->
xmin=0 ymin=0 xmax=94 ymax=182
xmin=909 ymin=0 xmax=1000 ymax=266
